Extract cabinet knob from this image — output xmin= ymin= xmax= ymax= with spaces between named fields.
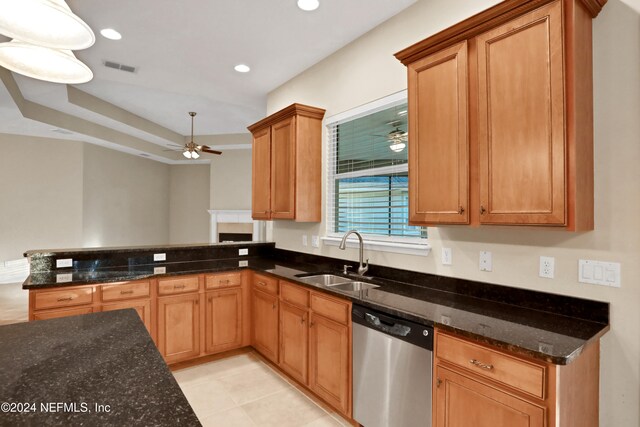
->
xmin=480 ymin=205 xmax=486 ymax=215
xmin=272 ymin=303 xmax=276 ymax=310
xmin=309 ymin=321 xmax=314 ymax=328
xmin=458 ymin=206 xmax=465 ymax=214
xmin=301 ymin=317 xmax=306 ymax=325
xmin=195 ymin=300 xmax=199 ymax=305
xmin=436 ymin=378 xmax=442 ymax=388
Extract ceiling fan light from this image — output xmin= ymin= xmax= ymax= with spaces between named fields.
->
xmin=0 ymin=40 xmax=93 ymax=83
xmin=389 ymin=141 xmax=406 ymax=153
xmin=183 ymin=150 xmax=192 ymax=159
xmin=297 ymin=0 xmax=320 ymax=11
xmin=191 ymin=151 xmax=200 ymax=159
xmin=0 ymin=0 xmax=95 ymax=50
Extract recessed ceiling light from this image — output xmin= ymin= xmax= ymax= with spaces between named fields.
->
xmin=297 ymin=0 xmax=319 ymax=11
xmin=100 ymin=28 xmax=122 ymax=40
xmin=234 ymin=64 xmax=250 ymax=73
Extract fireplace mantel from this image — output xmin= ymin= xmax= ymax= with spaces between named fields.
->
xmin=208 ymin=210 xmax=261 ymax=243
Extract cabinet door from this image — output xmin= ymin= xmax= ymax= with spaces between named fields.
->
xmin=408 ymin=41 xmax=469 ymax=224
xmin=270 ymin=116 xmax=296 ymax=219
xmin=157 ymin=293 xmax=200 ymax=364
xmin=251 ymin=289 xmax=279 ymax=363
xmin=102 ymin=300 xmax=152 ymax=335
xmin=477 ymin=1 xmax=565 ymax=225
xmin=279 ymin=301 xmax=308 ymax=384
xmin=205 ymin=288 xmax=242 ymax=354
xmin=309 ymin=313 xmax=350 ymax=416
xmin=434 ymin=365 xmax=545 ymax=427
xmin=252 ymin=126 xmax=272 ymax=220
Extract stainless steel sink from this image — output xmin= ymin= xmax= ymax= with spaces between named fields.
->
xmin=296 ymin=274 xmax=350 ymax=286
xmin=328 ymin=281 xmax=380 ymax=292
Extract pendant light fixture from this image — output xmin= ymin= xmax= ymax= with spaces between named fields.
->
xmin=0 ymin=40 xmax=93 ymax=83
xmin=0 ymin=0 xmax=95 ymax=50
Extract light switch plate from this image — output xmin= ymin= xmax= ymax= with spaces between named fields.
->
xmin=479 ymin=251 xmax=492 ymax=272
xmin=579 ymin=259 xmax=621 ymax=287
xmin=153 ymin=253 xmax=166 ymax=262
xmin=539 ymin=256 xmax=555 ymax=279
xmin=442 ymin=248 xmax=452 ymax=266
xmin=238 ymin=260 xmax=248 ymax=267
xmin=239 ymin=248 xmax=249 ymax=256
xmin=311 ymin=235 xmax=320 ymax=248
xmin=56 ymin=258 xmax=73 ymax=268
xmin=56 ymin=273 xmax=72 ymax=283
xmin=302 ymin=235 xmax=308 ymax=247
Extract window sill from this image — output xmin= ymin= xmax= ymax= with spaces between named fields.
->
xmin=321 ymin=236 xmax=431 ymax=257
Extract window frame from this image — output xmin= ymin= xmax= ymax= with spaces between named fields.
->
xmin=323 ymin=91 xmax=430 ymax=256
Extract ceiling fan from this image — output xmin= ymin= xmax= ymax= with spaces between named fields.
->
xmin=373 ymin=120 xmax=408 ymax=152
xmin=179 ymin=112 xmax=222 ymax=159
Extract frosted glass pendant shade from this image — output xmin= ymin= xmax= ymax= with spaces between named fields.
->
xmin=0 ymin=0 xmax=95 ymax=50
xmin=0 ymin=40 xmax=93 ymax=83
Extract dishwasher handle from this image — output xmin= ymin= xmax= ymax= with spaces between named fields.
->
xmin=365 ymin=313 xmax=411 ymax=337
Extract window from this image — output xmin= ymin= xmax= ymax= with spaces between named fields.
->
xmin=326 ymin=92 xmax=427 ymax=252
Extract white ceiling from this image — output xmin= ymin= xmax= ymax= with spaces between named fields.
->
xmin=0 ymin=0 xmax=416 ymax=155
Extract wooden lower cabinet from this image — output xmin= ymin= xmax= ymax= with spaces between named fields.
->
xmin=309 ymin=312 xmax=350 ymax=416
xmin=205 ymin=288 xmax=242 ymax=354
xmin=102 ymin=299 xmax=152 ymax=334
xmin=32 ymin=306 xmax=93 ymax=320
xmin=251 ymin=288 xmax=279 ymax=363
xmin=279 ymin=301 xmax=308 ymax=384
xmin=157 ymin=293 xmax=201 ymax=364
xmin=435 ymin=365 xmax=545 ymax=427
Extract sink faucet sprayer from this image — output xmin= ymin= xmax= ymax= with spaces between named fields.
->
xmin=338 ymin=230 xmax=369 ymax=276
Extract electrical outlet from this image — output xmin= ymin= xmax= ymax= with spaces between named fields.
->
xmin=302 ymin=235 xmax=308 ymax=247
xmin=442 ymin=248 xmax=452 ymax=266
xmin=238 ymin=260 xmax=248 ymax=267
xmin=56 ymin=258 xmax=73 ymax=268
xmin=311 ymin=235 xmax=320 ymax=248
xmin=153 ymin=267 xmax=166 ymax=274
xmin=56 ymin=273 xmax=72 ymax=283
xmin=539 ymin=256 xmax=555 ymax=279
xmin=479 ymin=251 xmax=492 ymax=272
xmin=238 ymin=248 xmax=248 ymax=256
xmin=153 ymin=253 xmax=166 ymax=262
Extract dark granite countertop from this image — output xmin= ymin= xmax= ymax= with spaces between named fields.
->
xmin=0 ymin=310 xmax=200 ymax=426
xmin=22 ymin=247 xmax=609 ymax=365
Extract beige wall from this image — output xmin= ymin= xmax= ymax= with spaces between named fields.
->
xmin=169 ymin=164 xmax=210 ymax=244
xmin=210 ymin=148 xmax=252 ymax=210
xmin=266 ymin=0 xmax=640 ymax=425
xmin=0 ymin=134 xmax=84 ymax=260
xmin=82 ymin=144 xmax=170 ymax=247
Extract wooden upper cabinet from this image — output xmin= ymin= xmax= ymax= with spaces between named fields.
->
xmin=477 ymin=1 xmax=565 ymax=225
xmin=270 ymin=116 xmax=296 ymax=219
xmin=252 ymin=127 xmax=272 ymax=220
xmin=248 ymin=103 xmax=325 ymax=222
xmin=396 ymin=0 xmax=601 ymax=230
xmin=408 ymin=41 xmax=469 ymax=224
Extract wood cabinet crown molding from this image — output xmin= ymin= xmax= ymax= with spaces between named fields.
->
xmin=247 ymin=103 xmax=326 ymax=133
xmin=394 ymin=0 xmax=607 ymax=65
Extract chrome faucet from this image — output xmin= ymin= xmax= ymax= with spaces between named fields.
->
xmin=339 ymin=230 xmax=369 ymax=276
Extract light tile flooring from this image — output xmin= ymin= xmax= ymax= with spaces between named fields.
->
xmin=173 ymin=352 xmax=351 ymax=427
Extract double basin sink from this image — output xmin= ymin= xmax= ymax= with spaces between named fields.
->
xmin=295 ymin=274 xmax=379 ymax=293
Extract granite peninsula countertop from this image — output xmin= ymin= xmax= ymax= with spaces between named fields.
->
xmin=0 ymin=310 xmax=200 ymax=426
xmin=22 ymin=245 xmax=609 ymax=365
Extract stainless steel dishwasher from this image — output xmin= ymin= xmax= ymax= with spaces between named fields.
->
xmin=352 ymin=304 xmax=433 ymax=427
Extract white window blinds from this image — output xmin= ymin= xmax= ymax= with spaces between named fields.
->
xmin=326 ymin=97 xmax=426 ymax=241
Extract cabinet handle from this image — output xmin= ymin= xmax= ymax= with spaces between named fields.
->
xmin=458 ymin=206 xmax=465 ymax=214
xmin=257 ymin=282 xmax=267 ymax=286
xmin=219 ymin=279 xmax=230 ymax=284
xmin=469 ymin=359 xmax=493 ymax=370
xmin=174 ymin=284 xmax=186 ymax=289
xmin=120 ymin=290 xmax=134 ymax=295
xmin=480 ymin=205 xmax=486 ymax=215
xmin=57 ymin=296 xmax=73 ymax=302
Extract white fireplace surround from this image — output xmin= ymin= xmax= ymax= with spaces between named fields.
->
xmin=208 ymin=210 xmax=262 ymax=243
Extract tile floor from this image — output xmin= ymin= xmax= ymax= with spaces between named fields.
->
xmin=173 ymin=352 xmax=351 ymax=427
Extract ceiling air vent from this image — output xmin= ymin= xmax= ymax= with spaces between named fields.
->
xmin=103 ymin=60 xmax=137 ymax=73
xmin=51 ymin=128 xmax=73 ymax=135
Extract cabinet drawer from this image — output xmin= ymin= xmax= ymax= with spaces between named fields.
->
xmin=206 ymin=272 xmax=242 ymax=290
xmin=102 ymin=280 xmax=150 ymax=302
xmin=34 ymin=286 xmax=93 ymax=311
xmin=310 ymin=292 xmax=349 ymax=325
xmin=33 ymin=307 xmax=93 ymax=320
xmin=281 ymin=281 xmax=309 ymax=308
xmin=253 ymin=273 xmax=278 ymax=295
xmin=158 ymin=276 xmax=200 ymax=295
xmin=436 ymin=332 xmax=546 ymax=398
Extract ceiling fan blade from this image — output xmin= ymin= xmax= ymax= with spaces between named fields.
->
xmin=201 ymin=148 xmax=222 ymax=155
